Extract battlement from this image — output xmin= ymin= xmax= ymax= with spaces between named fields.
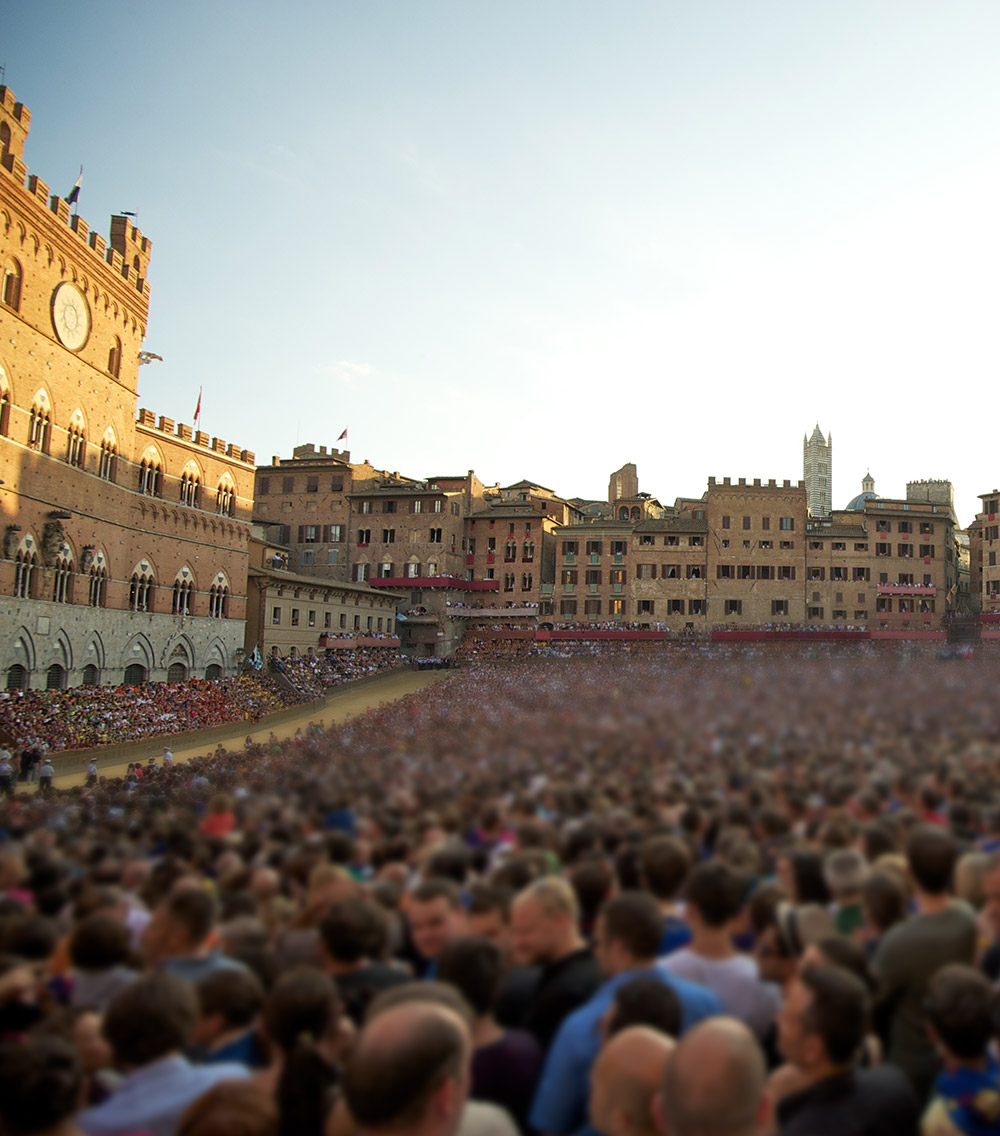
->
xmin=907 ymin=479 xmax=954 ymax=508
xmin=136 ymin=408 xmax=256 ymax=466
xmin=0 ymin=89 xmax=150 ymax=306
xmin=708 ymin=476 xmax=802 ymax=491
xmin=285 ymin=443 xmax=352 ymax=463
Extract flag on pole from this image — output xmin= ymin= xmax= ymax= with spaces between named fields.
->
xmin=337 ymin=428 xmax=348 ymax=441
xmin=193 ymin=387 xmax=202 ymax=428
xmin=65 ymin=167 xmax=83 ymax=207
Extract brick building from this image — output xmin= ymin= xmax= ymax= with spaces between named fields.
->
xmin=0 ymin=86 xmax=253 ymax=688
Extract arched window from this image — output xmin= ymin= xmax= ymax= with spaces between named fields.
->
xmin=1 ymin=258 xmax=21 ymax=311
xmin=28 ymin=404 xmax=51 ymax=452
xmin=88 ymin=561 xmax=107 ymax=607
xmin=51 ymin=550 xmax=73 ymax=604
xmin=215 ymin=481 xmax=235 ymax=516
xmin=123 ymin=663 xmax=147 ymax=685
xmin=13 ymin=548 xmax=36 ymax=599
xmin=138 ymin=457 xmax=162 ymax=496
xmin=107 ymin=337 xmax=121 ymax=378
xmin=619 ymin=506 xmax=629 ymax=521
xmin=82 ymin=663 xmax=100 ymax=685
xmin=6 ymin=664 xmax=27 ymax=691
xmin=98 ymin=438 xmax=117 ymax=481
xmin=172 ymin=576 xmax=194 ymax=615
xmin=46 ymin=664 xmax=66 ymax=690
xmin=205 ymin=664 xmax=223 ymax=680
xmin=66 ymin=423 xmax=86 ymax=468
xmin=179 ymin=471 xmax=200 ymax=508
xmin=129 ymin=569 xmax=154 ymax=612
xmin=0 ymin=389 xmax=9 ymax=437
xmin=209 ymin=583 xmax=229 ymax=618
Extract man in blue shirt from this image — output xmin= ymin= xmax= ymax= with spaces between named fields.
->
xmin=530 ymin=891 xmax=721 ymax=1136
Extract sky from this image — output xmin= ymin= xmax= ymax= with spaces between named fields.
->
xmin=5 ymin=1 xmax=1000 ymax=526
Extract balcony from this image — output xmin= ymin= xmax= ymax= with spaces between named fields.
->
xmin=876 ymin=584 xmax=936 ymax=595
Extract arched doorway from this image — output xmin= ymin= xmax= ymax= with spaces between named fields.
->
xmin=46 ymin=664 xmax=65 ymax=690
xmin=205 ymin=664 xmax=223 ymax=680
xmin=123 ymin=663 xmax=147 ymax=685
xmin=6 ymin=664 xmax=27 ymax=690
xmin=167 ymin=661 xmax=188 ymax=682
xmin=82 ymin=664 xmax=100 ymax=686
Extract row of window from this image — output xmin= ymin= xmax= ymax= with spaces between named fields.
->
xmin=720 ymin=516 xmax=795 ymax=531
xmin=258 ymin=475 xmax=346 ymax=495
xmin=873 ymin=543 xmax=935 ymax=558
xmin=138 ymin=461 xmax=237 ymax=515
xmin=12 ymin=552 xmax=229 ymax=616
xmin=271 ymin=607 xmax=392 ymax=632
xmin=352 ymin=562 xmax=440 ymax=581
xmin=359 ymin=499 xmax=455 ymax=515
xmin=357 ymin=528 xmax=454 ymax=547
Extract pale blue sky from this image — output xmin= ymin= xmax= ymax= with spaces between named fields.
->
xmin=6 ymin=2 xmax=1000 ymax=524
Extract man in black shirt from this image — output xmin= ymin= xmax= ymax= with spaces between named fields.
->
xmin=507 ymin=877 xmax=601 ymax=1051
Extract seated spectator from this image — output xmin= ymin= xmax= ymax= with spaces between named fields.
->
xmin=192 ymin=967 xmax=267 ymax=1068
xmin=922 ymin=964 xmax=1000 ymax=1136
xmin=437 ymin=936 xmax=543 ymax=1133
xmin=661 ymin=861 xmax=780 ymax=1040
xmin=79 ymin=971 xmax=249 ymax=1136
xmin=589 ymin=1026 xmax=674 ymax=1136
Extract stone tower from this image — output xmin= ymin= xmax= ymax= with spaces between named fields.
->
xmin=803 ymin=425 xmax=832 ymax=517
xmin=608 ymin=463 xmax=638 ymax=503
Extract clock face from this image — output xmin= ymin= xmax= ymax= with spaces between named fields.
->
xmin=51 ymin=282 xmax=91 ymax=351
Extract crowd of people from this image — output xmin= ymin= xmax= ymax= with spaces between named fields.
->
xmin=2 ymin=652 xmax=1000 ymax=1136
xmin=0 ymin=675 xmax=300 ymax=753
xmin=272 ymin=648 xmax=406 ymax=700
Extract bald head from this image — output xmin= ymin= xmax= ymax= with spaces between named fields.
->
xmin=659 ymin=1019 xmax=765 ymax=1136
xmin=342 ymin=1002 xmax=470 ymax=1135
xmin=591 ymin=1027 xmax=675 ymax=1136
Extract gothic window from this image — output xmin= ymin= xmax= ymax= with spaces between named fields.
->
xmin=208 ymin=583 xmax=229 ymax=618
xmin=172 ymin=577 xmax=194 ymax=615
xmin=98 ymin=439 xmax=117 ymax=481
xmin=13 ymin=549 xmax=36 ymax=599
xmin=0 ymin=389 xmax=9 ymax=437
xmin=88 ymin=562 xmax=107 ymax=607
xmin=138 ymin=458 xmax=162 ymax=496
xmin=51 ymin=550 xmax=73 ymax=603
xmin=215 ymin=481 xmax=235 ymax=516
xmin=28 ymin=405 xmax=51 ymax=452
xmin=179 ymin=472 xmax=200 ymax=508
xmin=129 ymin=570 xmax=154 ymax=612
xmin=66 ymin=423 xmax=85 ymax=468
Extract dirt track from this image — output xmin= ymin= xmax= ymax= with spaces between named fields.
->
xmin=52 ymin=668 xmax=449 ymax=788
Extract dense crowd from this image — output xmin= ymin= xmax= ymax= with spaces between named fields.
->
xmin=3 ymin=653 xmax=1000 ymax=1136
xmin=0 ymin=675 xmax=300 ymax=752
xmin=273 ymin=648 xmax=406 ymax=700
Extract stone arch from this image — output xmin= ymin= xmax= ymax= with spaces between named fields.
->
xmin=82 ymin=631 xmax=106 ymax=672
xmin=204 ymin=637 xmax=229 ymax=678
xmin=5 ymin=626 xmax=36 ymax=673
xmin=163 ymin=633 xmax=195 ymax=682
xmin=121 ymin=633 xmax=154 ymax=674
xmin=46 ymin=628 xmax=73 ymax=674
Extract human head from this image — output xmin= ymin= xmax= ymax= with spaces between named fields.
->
xmin=777 ymin=965 xmax=868 ymax=1074
xmin=860 ymin=871 xmax=909 ymax=938
xmin=407 ymin=880 xmax=467 ymax=964
xmin=594 ymin=892 xmax=662 ymax=976
xmin=658 ymin=1018 xmax=766 ymax=1136
xmin=319 ymin=898 xmax=389 ymax=966
xmin=906 ymin=825 xmax=958 ymax=897
xmin=682 ymin=861 xmax=744 ymax=929
xmin=603 ymin=975 xmax=682 ymax=1041
xmin=0 ymin=1036 xmax=83 ymax=1136
xmin=102 ymin=971 xmax=199 ymax=1068
xmin=342 ymin=1001 xmax=470 ymax=1136
xmin=465 ymin=883 xmax=513 ymax=951
xmin=510 ymin=876 xmax=580 ymax=966
xmin=639 ymin=836 xmax=691 ymax=903
xmin=142 ymin=886 xmax=218 ymax=964
xmin=822 ymin=848 xmax=867 ymax=901
xmin=591 ymin=1026 xmax=674 ymax=1136
xmin=980 ymin=850 xmax=1000 ymax=935
xmin=925 ymin=964 xmax=998 ymax=1063
xmin=436 ymin=936 xmax=504 ymax=1020
xmin=68 ymin=911 xmax=131 ymax=971
xmin=193 ymin=966 xmax=264 ymax=1048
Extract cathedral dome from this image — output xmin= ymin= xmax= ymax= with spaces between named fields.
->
xmin=846 ymin=472 xmax=878 ymax=511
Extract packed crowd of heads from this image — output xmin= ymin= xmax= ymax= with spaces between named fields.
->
xmin=4 ymin=651 xmax=1000 ymax=1136
xmin=272 ymin=648 xmax=406 ymax=701
xmin=0 ymin=675 xmax=300 ymax=753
